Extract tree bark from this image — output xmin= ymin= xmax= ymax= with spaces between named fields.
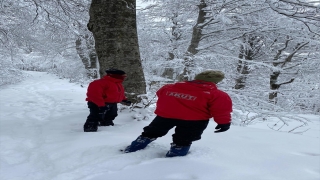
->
xmin=87 ymin=0 xmax=146 ymax=102
xmin=269 ymin=71 xmax=281 ymax=103
xmin=186 ymin=0 xmax=207 ymax=55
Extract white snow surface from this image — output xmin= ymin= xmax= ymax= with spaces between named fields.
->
xmin=0 ymin=71 xmax=319 ymax=180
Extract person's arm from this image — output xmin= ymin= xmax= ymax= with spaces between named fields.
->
xmin=209 ymin=91 xmax=232 ymax=125
xmin=86 ymin=80 xmax=105 ymax=107
xmin=120 ymin=84 xmax=132 ymax=106
xmin=121 ymin=99 xmax=131 ymax=106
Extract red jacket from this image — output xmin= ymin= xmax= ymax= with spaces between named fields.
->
xmin=85 ymin=75 xmax=126 ymax=107
xmin=154 ymin=80 xmax=232 ymax=124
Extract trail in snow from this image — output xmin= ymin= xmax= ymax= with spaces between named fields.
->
xmin=0 ymin=71 xmax=319 ymax=180
xmin=0 ymin=71 xmax=87 ymax=179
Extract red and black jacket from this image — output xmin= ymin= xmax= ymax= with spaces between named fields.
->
xmin=154 ymin=80 xmax=232 ymax=124
xmin=85 ymin=75 xmax=126 ymax=107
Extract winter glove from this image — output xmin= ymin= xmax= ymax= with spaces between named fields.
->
xmin=214 ymin=123 xmax=231 ymax=133
xmin=121 ymin=99 xmax=132 ymax=106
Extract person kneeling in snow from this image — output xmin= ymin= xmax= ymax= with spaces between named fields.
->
xmin=83 ymin=68 xmax=131 ymax=132
xmin=124 ymin=70 xmax=232 ymax=157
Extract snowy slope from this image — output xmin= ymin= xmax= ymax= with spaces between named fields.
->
xmin=0 ymin=71 xmax=319 ymax=180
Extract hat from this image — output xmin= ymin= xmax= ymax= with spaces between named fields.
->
xmin=194 ymin=70 xmax=225 ymax=83
xmin=105 ymin=68 xmax=126 ymax=75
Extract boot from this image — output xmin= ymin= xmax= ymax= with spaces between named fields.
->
xmin=124 ymin=136 xmax=156 ymax=153
xmin=165 ymin=143 xmax=190 ymax=157
xmin=83 ymin=120 xmax=98 ymax=132
xmin=99 ymin=120 xmax=114 ymax=126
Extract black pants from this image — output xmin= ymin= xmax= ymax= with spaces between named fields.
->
xmin=141 ymin=116 xmax=209 ymax=146
xmin=86 ymin=102 xmax=118 ymax=123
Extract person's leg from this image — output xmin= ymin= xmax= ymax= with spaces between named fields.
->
xmin=166 ymin=120 xmax=209 ymax=157
xmin=124 ymin=116 xmax=175 ymax=153
xmin=142 ymin=116 xmax=176 ymax=138
xmin=83 ymin=102 xmax=100 ymax=132
xmin=173 ymin=120 xmax=209 ymax=146
xmin=100 ymin=103 xmax=118 ymax=126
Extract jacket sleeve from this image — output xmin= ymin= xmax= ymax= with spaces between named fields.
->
xmin=208 ymin=90 xmax=232 ymax=124
xmin=86 ymin=80 xmax=105 ymax=107
xmin=121 ymin=85 xmax=127 ymax=101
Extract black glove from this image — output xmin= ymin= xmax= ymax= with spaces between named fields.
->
xmin=98 ymin=106 xmax=109 ymax=119
xmin=121 ymin=99 xmax=132 ymax=106
xmin=214 ymin=123 xmax=231 ymax=133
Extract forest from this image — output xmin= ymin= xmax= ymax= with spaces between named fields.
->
xmin=0 ymin=0 xmax=319 ymax=129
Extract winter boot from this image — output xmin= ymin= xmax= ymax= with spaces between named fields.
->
xmin=99 ymin=120 xmax=114 ymax=126
xmin=165 ymin=143 xmax=190 ymax=157
xmin=83 ymin=120 xmax=98 ymax=132
xmin=124 ymin=136 xmax=156 ymax=153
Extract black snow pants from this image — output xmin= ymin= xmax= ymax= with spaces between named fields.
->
xmin=86 ymin=102 xmax=118 ymax=124
xmin=141 ymin=116 xmax=209 ymax=146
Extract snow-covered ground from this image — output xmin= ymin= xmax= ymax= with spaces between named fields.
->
xmin=0 ymin=71 xmax=319 ymax=180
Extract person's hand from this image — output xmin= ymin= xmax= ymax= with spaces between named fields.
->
xmin=214 ymin=123 xmax=231 ymax=133
xmin=121 ymin=100 xmax=132 ymax=106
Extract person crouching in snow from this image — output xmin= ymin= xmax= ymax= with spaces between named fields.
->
xmin=124 ymin=70 xmax=232 ymax=157
xmin=83 ymin=68 xmax=131 ymax=132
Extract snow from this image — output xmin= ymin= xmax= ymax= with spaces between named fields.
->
xmin=0 ymin=71 xmax=319 ymax=180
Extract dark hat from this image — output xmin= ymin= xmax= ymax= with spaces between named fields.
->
xmin=194 ymin=70 xmax=225 ymax=83
xmin=105 ymin=68 xmax=126 ymax=75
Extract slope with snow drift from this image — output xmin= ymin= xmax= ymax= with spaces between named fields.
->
xmin=0 ymin=71 xmax=319 ymax=180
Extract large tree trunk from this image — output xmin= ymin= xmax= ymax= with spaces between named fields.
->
xmin=87 ymin=0 xmax=146 ymax=102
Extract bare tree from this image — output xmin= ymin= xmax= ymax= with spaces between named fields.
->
xmin=266 ymin=0 xmax=320 ymax=35
xmin=235 ymin=34 xmax=264 ymax=89
xmin=269 ymin=36 xmax=309 ymax=103
xmin=178 ymin=0 xmax=207 ymax=81
xmin=186 ymin=0 xmax=207 ymax=56
xmin=75 ymin=33 xmax=98 ymax=79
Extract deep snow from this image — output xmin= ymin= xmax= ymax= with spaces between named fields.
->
xmin=0 ymin=71 xmax=319 ymax=180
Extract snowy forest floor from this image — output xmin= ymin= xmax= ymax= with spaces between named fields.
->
xmin=0 ymin=71 xmax=319 ymax=180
